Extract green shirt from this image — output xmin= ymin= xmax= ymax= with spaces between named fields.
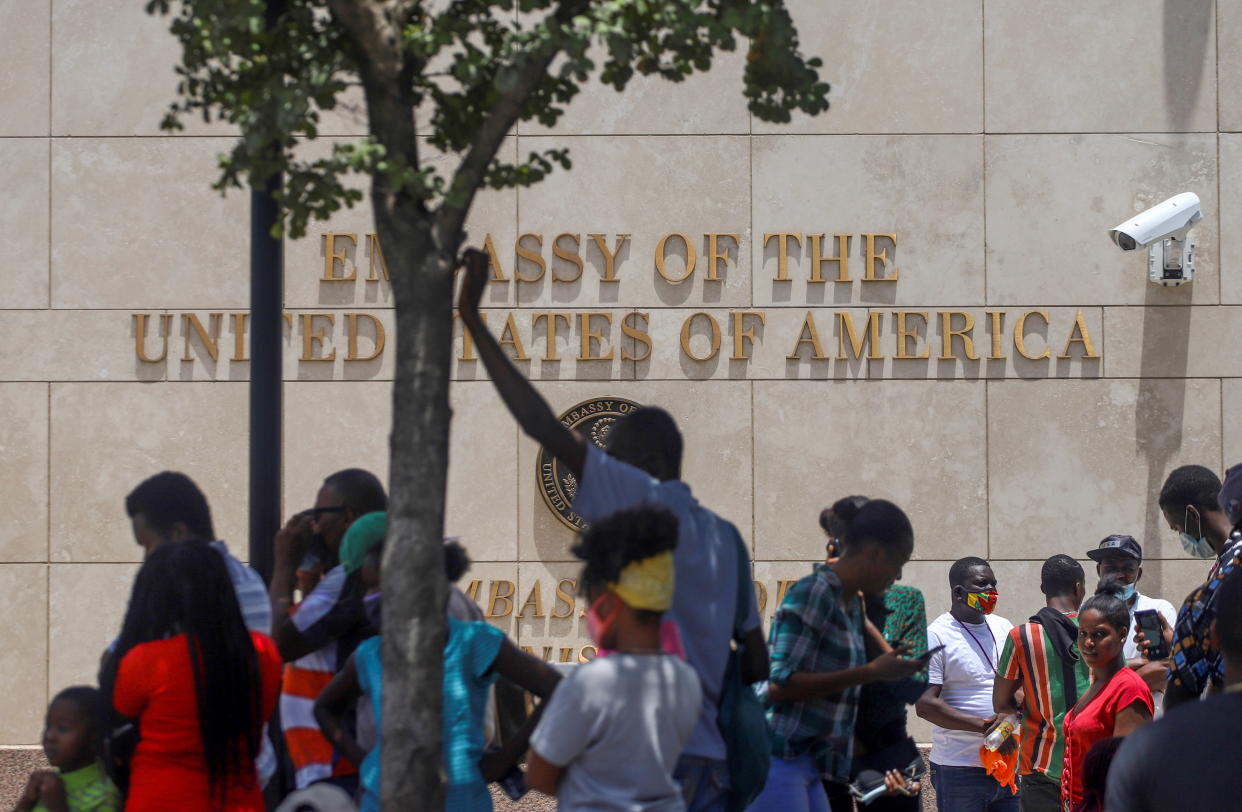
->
xmin=33 ymin=760 xmax=120 ymax=812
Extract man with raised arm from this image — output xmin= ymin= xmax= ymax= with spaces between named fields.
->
xmin=457 ymin=250 xmax=768 ymax=812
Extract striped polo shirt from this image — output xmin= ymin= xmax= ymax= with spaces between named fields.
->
xmin=996 ymin=614 xmax=1090 ymax=780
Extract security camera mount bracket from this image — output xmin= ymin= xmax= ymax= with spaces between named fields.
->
xmin=1148 ymin=236 xmax=1195 ymax=286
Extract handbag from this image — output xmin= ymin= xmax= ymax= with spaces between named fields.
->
xmin=715 ymin=522 xmax=771 ymax=812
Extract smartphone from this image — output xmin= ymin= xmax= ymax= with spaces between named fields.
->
xmin=918 ymin=643 xmax=946 ymax=662
xmin=1134 ymin=609 xmax=1169 ymax=660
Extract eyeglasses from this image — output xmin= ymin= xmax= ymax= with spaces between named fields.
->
xmin=309 ymin=505 xmax=348 ymax=522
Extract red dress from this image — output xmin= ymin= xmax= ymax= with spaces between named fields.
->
xmin=114 ymin=631 xmax=282 ymax=811
xmin=1060 ymin=667 xmax=1153 ymax=810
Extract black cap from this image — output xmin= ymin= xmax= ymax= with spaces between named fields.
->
xmin=1087 ymin=534 xmax=1142 ymax=563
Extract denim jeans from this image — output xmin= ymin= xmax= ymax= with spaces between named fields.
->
xmin=675 ymin=755 xmax=730 ymax=812
xmin=929 ymin=763 xmax=1020 ymax=812
xmin=746 ymin=754 xmax=832 ymax=812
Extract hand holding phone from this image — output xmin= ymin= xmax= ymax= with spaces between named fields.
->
xmin=1133 ymin=610 xmax=1170 ymax=661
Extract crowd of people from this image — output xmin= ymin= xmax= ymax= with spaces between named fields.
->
xmin=14 ymin=253 xmax=1242 ymax=812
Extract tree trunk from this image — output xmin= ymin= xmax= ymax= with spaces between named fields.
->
xmin=365 ymin=72 xmax=455 ymax=809
xmin=378 ymin=208 xmax=455 ymax=810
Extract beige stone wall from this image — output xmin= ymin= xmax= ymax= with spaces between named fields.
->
xmin=2 ymin=0 xmax=1239 ymax=748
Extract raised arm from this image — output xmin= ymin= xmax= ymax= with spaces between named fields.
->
xmin=457 ymin=249 xmax=585 ymax=477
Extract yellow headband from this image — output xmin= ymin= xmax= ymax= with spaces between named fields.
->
xmin=609 ymin=550 xmax=675 ymax=612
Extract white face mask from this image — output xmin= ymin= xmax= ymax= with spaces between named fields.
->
xmin=1181 ymin=508 xmax=1216 ymax=559
xmin=1116 ymin=581 xmax=1137 ymax=601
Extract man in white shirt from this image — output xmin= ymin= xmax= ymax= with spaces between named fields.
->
xmin=457 ymin=249 xmax=768 ymax=812
xmin=1086 ymin=535 xmax=1177 ymax=710
xmin=916 ymin=557 xmax=1018 ymax=812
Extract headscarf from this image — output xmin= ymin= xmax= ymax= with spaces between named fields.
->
xmin=340 ymin=511 xmax=386 ymax=574
xmin=609 ymin=550 xmax=675 ymax=611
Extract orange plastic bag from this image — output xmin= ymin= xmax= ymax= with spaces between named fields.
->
xmin=979 ymin=745 xmax=1019 ymax=795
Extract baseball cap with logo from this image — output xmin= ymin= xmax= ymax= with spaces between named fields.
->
xmin=1087 ymin=534 xmax=1143 ymax=563
xmin=1218 ymin=463 xmax=1242 ymax=527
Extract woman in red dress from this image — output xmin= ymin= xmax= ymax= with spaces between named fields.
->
xmin=103 ymin=539 xmax=281 ymax=811
xmin=1060 ymin=577 xmax=1154 ymax=811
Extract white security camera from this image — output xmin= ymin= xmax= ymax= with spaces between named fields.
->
xmin=1108 ymin=192 xmax=1202 ymax=286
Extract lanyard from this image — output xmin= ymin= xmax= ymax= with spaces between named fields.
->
xmin=958 ymin=619 xmax=997 ymax=673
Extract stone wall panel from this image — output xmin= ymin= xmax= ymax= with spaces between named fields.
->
xmin=515 ymin=136 xmax=752 ymax=310
xmin=985 ymin=134 xmax=1218 ymax=306
xmin=987 ymin=379 xmax=1222 ymax=563
xmin=49 ymin=382 xmax=249 ymax=563
xmin=985 ymin=0 xmax=1216 ymax=133
xmin=0 ymin=385 xmax=48 ymax=563
xmin=752 ymin=135 xmax=985 ymax=308
xmin=1103 ymin=306 xmax=1242 ymax=378
xmin=0 ymin=565 xmax=48 ymax=744
xmin=0 ymin=139 xmax=50 ymax=307
xmin=752 ymin=380 xmax=988 ymax=562
xmin=48 ymin=563 xmax=137 ymax=708
xmin=758 ymin=0 xmax=983 ymax=135
xmin=51 ymin=138 xmax=249 ymax=309
xmin=0 ymin=0 xmax=50 ymax=136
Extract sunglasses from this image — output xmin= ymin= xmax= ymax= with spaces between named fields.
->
xmin=298 ymin=505 xmax=348 ymax=522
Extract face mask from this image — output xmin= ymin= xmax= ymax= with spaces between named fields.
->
xmin=363 ymin=592 xmax=382 ymax=631
xmin=964 ymin=589 xmax=999 ymax=615
xmin=1115 ymin=582 xmax=1137 ymax=601
xmin=585 ymin=593 xmax=620 ymax=647
xmin=1181 ymin=509 xmax=1216 ymax=559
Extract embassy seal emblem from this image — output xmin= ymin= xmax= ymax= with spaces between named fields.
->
xmin=538 ymin=397 xmax=642 ymax=530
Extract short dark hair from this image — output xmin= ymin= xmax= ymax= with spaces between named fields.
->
xmin=1042 ymin=554 xmax=1085 ymax=597
xmin=125 ymin=471 xmax=214 ymax=540
xmin=949 ymin=556 xmax=990 ymax=588
xmin=605 ymin=408 xmax=683 ymax=480
xmin=572 ymin=504 xmax=678 ymax=616
xmin=323 ymin=469 xmax=388 ymax=515
xmin=1214 ymin=570 xmax=1242 ymax=659
xmin=1159 ymin=465 xmax=1222 ymax=513
xmin=50 ymin=685 xmax=100 ymax=727
xmin=1081 ymin=576 xmax=1131 ymax=633
xmin=834 ymin=498 xmax=913 ymax=555
xmin=445 ymin=539 xmax=471 ymax=584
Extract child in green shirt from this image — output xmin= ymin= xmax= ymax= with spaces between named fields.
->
xmin=13 ymin=686 xmax=119 ymax=812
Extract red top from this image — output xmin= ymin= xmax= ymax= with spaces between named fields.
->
xmin=1061 ymin=667 xmax=1153 ymax=810
xmin=114 ymin=632 xmax=282 ymax=811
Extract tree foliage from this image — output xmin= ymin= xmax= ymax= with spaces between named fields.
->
xmin=146 ymin=0 xmax=828 ymax=243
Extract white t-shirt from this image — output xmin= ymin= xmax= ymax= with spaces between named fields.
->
xmin=1123 ymin=592 xmax=1177 ymax=661
xmin=529 ymin=653 xmax=702 ymax=811
xmin=926 ymin=612 xmax=1014 ymax=768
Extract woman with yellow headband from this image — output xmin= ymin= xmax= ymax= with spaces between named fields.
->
xmin=527 ymin=505 xmax=703 ymax=811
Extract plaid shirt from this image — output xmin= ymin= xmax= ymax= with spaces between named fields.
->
xmin=761 ymin=564 xmax=865 ymax=782
xmin=1170 ymin=537 xmax=1242 ymax=694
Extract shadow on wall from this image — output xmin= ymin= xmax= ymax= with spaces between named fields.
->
xmin=1135 ymin=286 xmax=1192 ymax=590
xmin=1165 ymin=0 xmax=1213 ymax=131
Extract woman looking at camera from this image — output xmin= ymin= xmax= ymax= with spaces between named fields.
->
xmin=1060 ymin=577 xmax=1154 ymax=811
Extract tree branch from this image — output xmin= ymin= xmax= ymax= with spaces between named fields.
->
xmin=434 ymin=0 xmax=590 ymax=255
xmin=326 ymin=0 xmax=410 ymax=81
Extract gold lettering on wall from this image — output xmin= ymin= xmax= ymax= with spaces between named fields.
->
xmin=1014 ymin=310 xmax=1051 ymax=360
xmin=301 ymin=314 xmax=336 ymax=362
xmin=134 ymin=314 xmax=172 ymax=363
xmin=322 ymin=233 xmax=358 ymax=282
xmin=578 ymin=313 xmax=614 ymax=361
xmin=765 ymin=233 xmax=802 ymax=282
xmin=345 ymin=313 xmax=385 ymax=362
xmin=518 ymin=581 xmax=545 ymax=618
xmin=837 ymin=312 xmax=883 ymax=361
xmin=487 ymin=580 xmax=515 ymax=618
xmin=863 ymin=234 xmax=898 ymax=281
xmin=706 ymin=233 xmax=739 ymax=282
xmin=939 ymin=311 xmax=979 ymax=361
xmin=589 ymin=234 xmax=629 ymax=283
xmin=181 ymin=313 xmax=221 ymax=362
xmin=731 ymin=311 xmax=765 ymax=360
xmin=894 ymin=311 xmax=929 ymax=359
xmin=655 ymin=233 xmax=696 ymax=284
xmin=515 ymin=234 xmax=546 ymax=283
xmin=551 ymin=234 xmax=584 ymax=283
xmin=365 ymin=234 xmax=390 ymax=282
xmin=987 ymin=311 xmax=1006 ymax=359
xmin=499 ymin=314 xmax=529 ymax=361
xmin=621 ymin=312 xmax=652 ymax=362
xmin=482 ymin=235 xmax=510 ymax=282
xmin=1058 ymin=310 xmax=1100 ymax=359
xmin=809 ymin=234 xmax=851 ymax=283
xmin=788 ymin=312 xmax=828 ymax=359
xmin=532 ymin=313 xmax=572 ymax=361
xmin=551 ymin=579 xmax=577 ymax=619
xmin=682 ymin=312 xmax=722 ymax=361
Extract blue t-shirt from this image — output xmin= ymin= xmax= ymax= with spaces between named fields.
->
xmin=573 ymin=444 xmax=761 ymax=760
xmin=354 ymin=619 xmax=504 ymax=812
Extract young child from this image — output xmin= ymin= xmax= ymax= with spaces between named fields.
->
xmin=14 ymin=686 xmax=120 ymax=812
xmin=526 ymin=504 xmax=702 ymax=810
